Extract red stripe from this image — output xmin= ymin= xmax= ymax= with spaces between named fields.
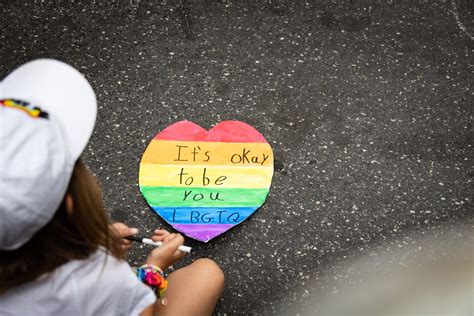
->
xmin=153 ymin=120 xmax=267 ymax=143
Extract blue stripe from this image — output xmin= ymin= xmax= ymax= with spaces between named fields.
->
xmin=152 ymin=206 xmax=257 ymax=225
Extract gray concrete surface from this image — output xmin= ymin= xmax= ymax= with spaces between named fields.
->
xmin=1 ymin=1 xmax=472 ymax=314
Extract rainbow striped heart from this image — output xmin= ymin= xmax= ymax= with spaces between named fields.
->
xmin=139 ymin=121 xmax=274 ymax=242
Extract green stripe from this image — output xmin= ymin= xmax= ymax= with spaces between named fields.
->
xmin=140 ymin=186 xmax=269 ymax=207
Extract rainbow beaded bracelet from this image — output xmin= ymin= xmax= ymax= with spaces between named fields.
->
xmin=136 ymin=264 xmax=168 ymax=298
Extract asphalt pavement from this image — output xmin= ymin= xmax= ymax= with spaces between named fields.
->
xmin=1 ymin=1 xmax=472 ymax=315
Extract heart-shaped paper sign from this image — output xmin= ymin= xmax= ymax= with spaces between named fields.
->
xmin=139 ymin=121 xmax=274 ymax=242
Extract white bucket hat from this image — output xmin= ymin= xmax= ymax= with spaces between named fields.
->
xmin=0 ymin=59 xmax=97 ymax=250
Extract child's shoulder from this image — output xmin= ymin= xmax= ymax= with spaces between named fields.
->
xmin=59 ymin=248 xmax=156 ymax=313
xmin=0 ymin=249 xmax=155 ymax=315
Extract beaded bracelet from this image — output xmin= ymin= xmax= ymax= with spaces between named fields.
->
xmin=136 ymin=264 xmax=168 ymax=299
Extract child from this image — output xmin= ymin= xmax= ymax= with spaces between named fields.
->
xmin=0 ymin=59 xmax=224 ymax=316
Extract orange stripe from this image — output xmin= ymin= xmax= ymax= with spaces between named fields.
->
xmin=141 ymin=140 xmax=273 ymax=166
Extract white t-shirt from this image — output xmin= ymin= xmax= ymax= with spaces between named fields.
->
xmin=0 ymin=249 xmax=156 ymax=316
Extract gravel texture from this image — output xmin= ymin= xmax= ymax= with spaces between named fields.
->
xmin=1 ymin=1 xmax=472 ymax=314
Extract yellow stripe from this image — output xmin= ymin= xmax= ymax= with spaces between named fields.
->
xmin=139 ymin=164 xmax=273 ymax=188
xmin=141 ymin=140 xmax=273 ymax=166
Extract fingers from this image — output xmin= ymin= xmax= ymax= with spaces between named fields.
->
xmin=151 ymin=229 xmax=171 ymax=242
xmin=111 ymin=222 xmax=138 ymax=238
xmin=161 ymin=233 xmax=184 ymax=252
xmin=164 ymin=233 xmax=186 ymax=262
xmin=110 ymin=222 xmax=139 ymax=254
xmin=163 ymin=233 xmax=178 ymax=243
xmin=154 ymin=229 xmax=170 ymax=235
xmin=121 ymin=239 xmax=133 ymax=251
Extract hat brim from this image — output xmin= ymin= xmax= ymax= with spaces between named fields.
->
xmin=0 ymin=59 xmax=97 ymax=160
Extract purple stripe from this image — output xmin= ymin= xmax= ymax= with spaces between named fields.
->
xmin=171 ymin=224 xmax=234 ymax=242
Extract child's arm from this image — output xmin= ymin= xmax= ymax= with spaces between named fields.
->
xmin=139 ymin=231 xmax=186 ymax=316
xmin=139 ymin=304 xmax=154 ymax=316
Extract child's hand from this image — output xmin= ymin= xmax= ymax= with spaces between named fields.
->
xmin=110 ymin=222 xmax=138 ymax=253
xmin=146 ymin=229 xmax=186 ymax=270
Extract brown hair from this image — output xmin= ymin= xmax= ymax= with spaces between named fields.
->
xmin=0 ymin=158 xmax=123 ymax=293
